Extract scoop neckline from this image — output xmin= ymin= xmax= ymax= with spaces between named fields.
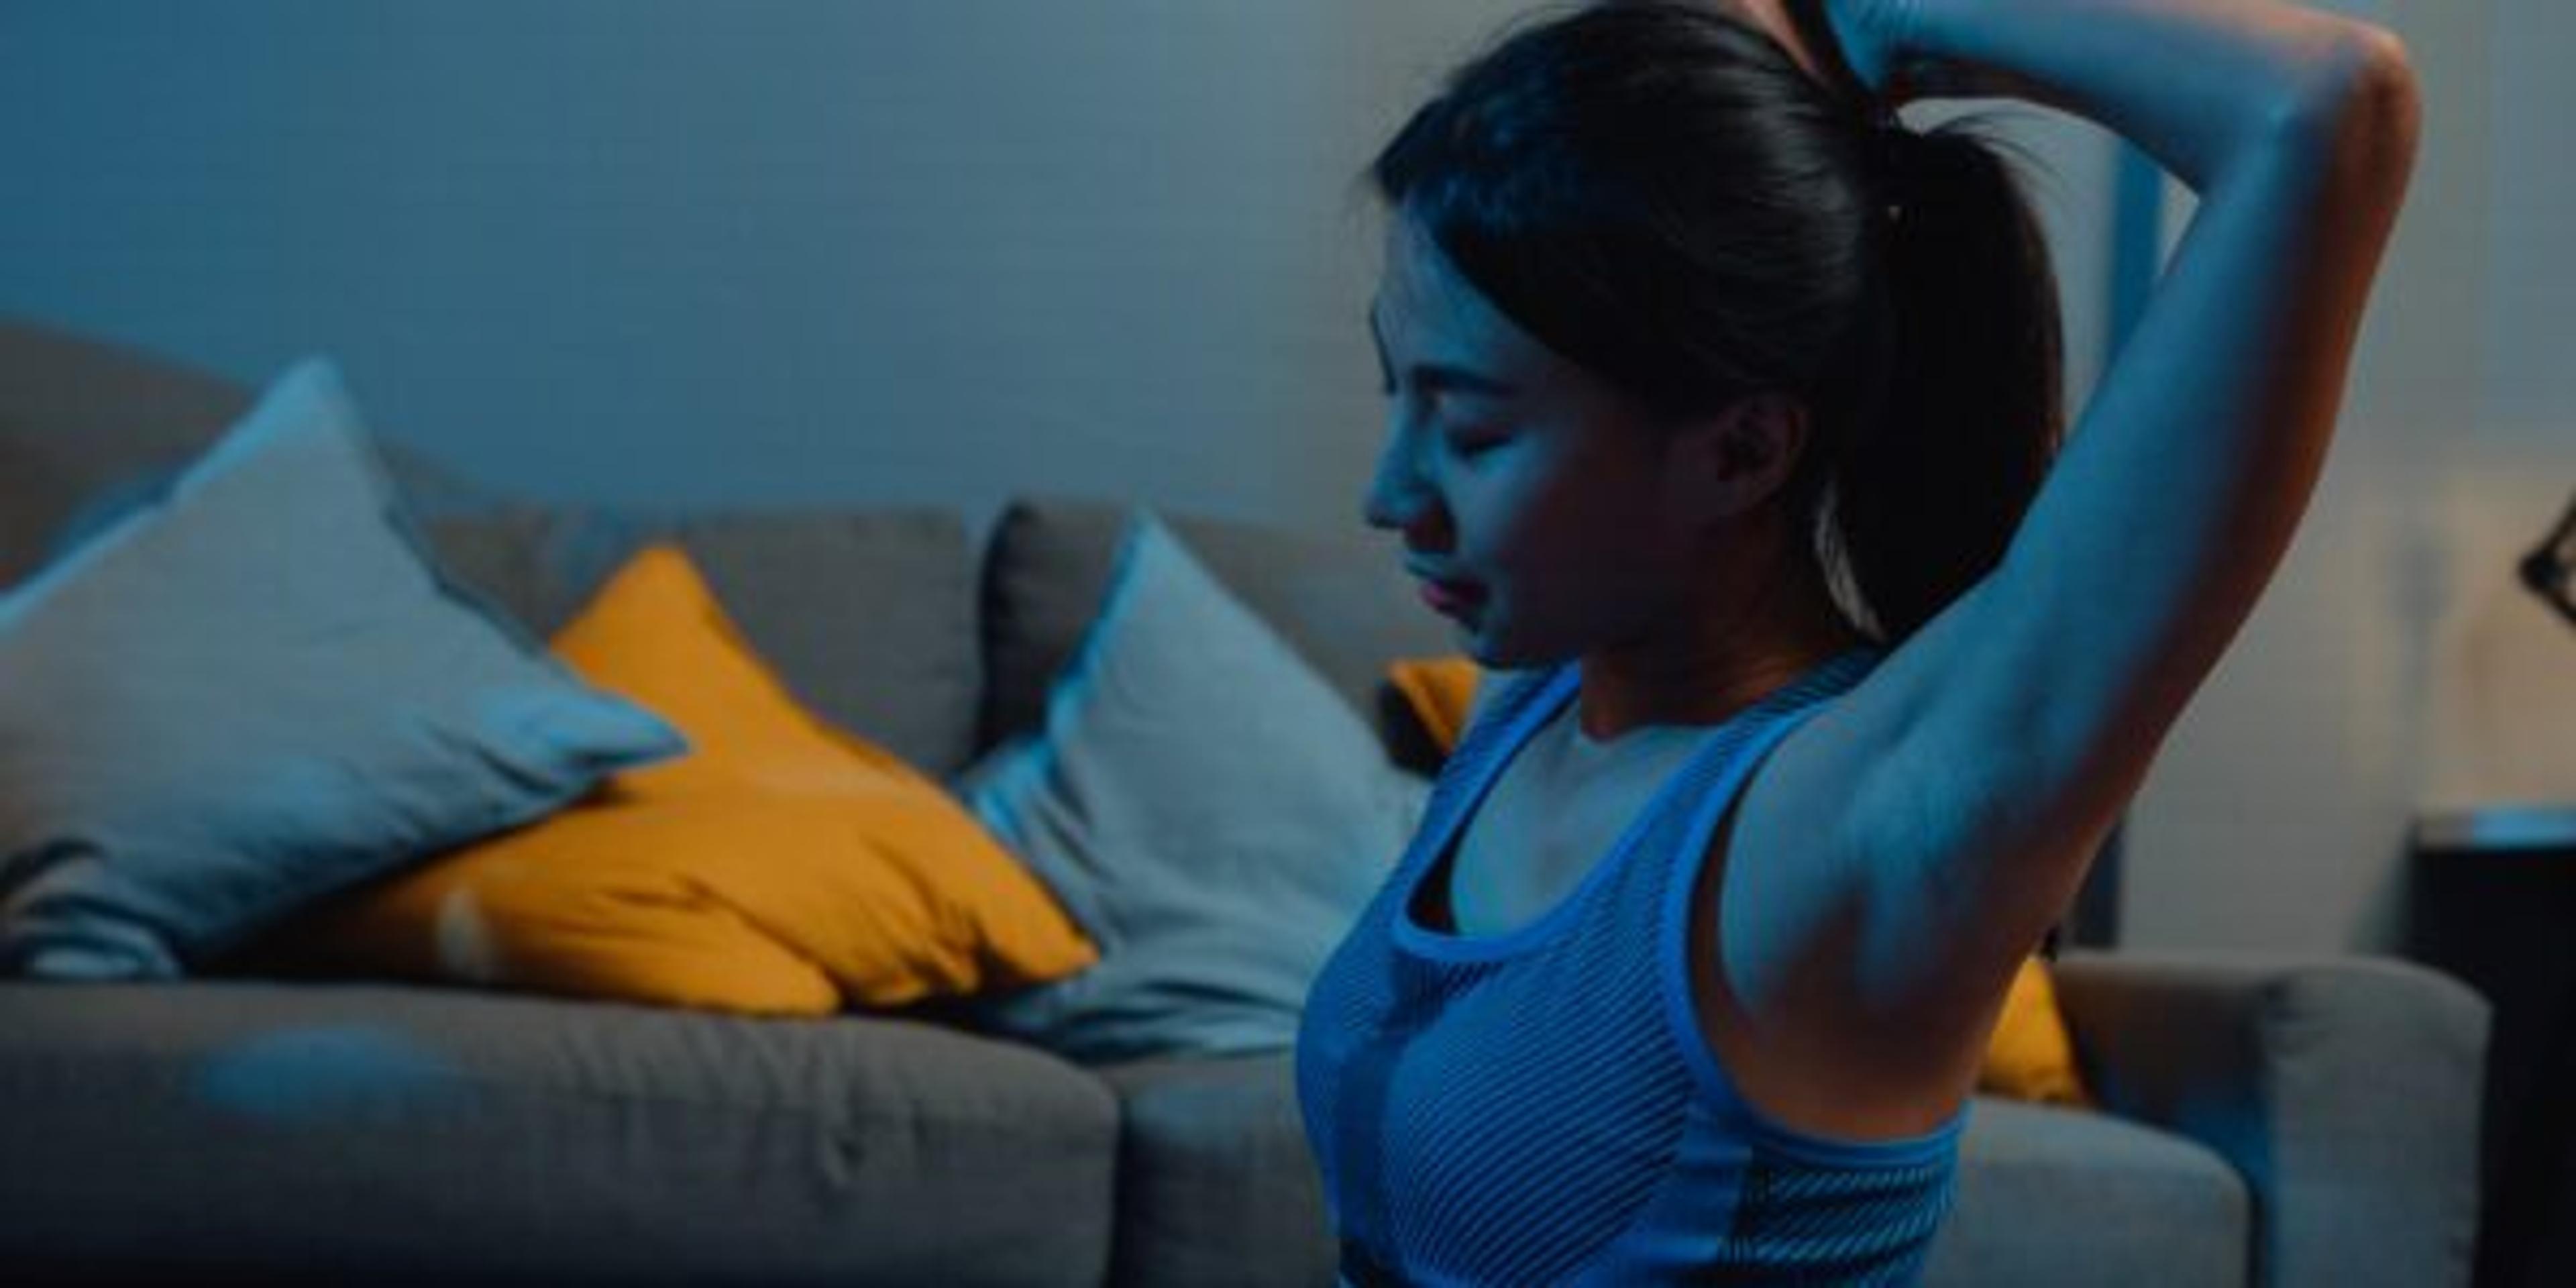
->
xmin=1392 ymin=647 xmax=1878 ymax=963
xmin=1566 ymin=707 xmax=1712 ymax=756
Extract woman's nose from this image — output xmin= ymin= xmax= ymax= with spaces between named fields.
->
xmin=1361 ymin=441 xmax=1429 ymax=533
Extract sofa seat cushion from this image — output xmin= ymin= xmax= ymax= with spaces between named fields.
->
xmin=0 ymin=980 xmax=1116 ymax=1287
xmin=1095 ymin=1053 xmax=1338 ymax=1288
xmin=1923 ymin=1097 xmax=2251 ymax=1288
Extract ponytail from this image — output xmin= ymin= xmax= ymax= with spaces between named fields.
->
xmin=1826 ymin=117 xmax=2065 ymax=645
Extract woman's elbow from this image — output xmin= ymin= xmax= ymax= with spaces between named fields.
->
xmin=2258 ymin=21 xmax=2421 ymax=207
xmin=2296 ymin=25 xmax=2422 ymax=173
xmin=2348 ymin=26 xmax=2423 ymax=172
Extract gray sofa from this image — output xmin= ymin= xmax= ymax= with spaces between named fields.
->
xmin=0 ymin=320 xmax=2491 ymax=1286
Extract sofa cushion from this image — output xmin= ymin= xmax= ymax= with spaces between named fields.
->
xmin=0 ymin=359 xmax=684 ymax=979
xmin=1385 ymin=654 xmax=1485 ymax=755
xmin=20 ymin=490 xmax=981 ymax=788
xmin=957 ymin=515 xmax=1428 ymax=1063
xmin=0 ymin=979 xmax=1118 ymax=1286
xmin=1922 ymin=1097 xmax=2249 ymax=1287
xmin=975 ymin=494 xmax=1457 ymax=763
xmin=1097 ymin=1053 xmax=1340 ymax=1288
xmin=256 ymin=544 xmax=1097 ymax=1016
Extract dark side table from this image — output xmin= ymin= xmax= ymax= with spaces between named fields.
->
xmin=2406 ymin=805 xmax=2576 ymax=1288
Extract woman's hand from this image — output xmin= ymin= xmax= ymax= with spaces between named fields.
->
xmin=1727 ymin=0 xmax=2051 ymax=114
xmin=1723 ymin=0 xmax=1921 ymax=111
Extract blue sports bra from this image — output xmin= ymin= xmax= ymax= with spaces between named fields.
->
xmin=1295 ymin=648 xmax=1970 ymax=1285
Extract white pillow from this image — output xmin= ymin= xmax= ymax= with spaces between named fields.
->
xmin=0 ymin=358 xmax=684 ymax=978
xmin=955 ymin=514 xmax=1430 ymax=1063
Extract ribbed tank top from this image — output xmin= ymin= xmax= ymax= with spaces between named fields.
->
xmin=1295 ymin=647 xmax=1970 ymax=1286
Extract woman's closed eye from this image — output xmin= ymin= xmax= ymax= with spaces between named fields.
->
xmin=1375 ymin=376 xmax=1510 ymax=458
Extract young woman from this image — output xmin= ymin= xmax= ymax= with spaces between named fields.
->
xmin=1295 ymin=1 xmax=2420 ymax=1283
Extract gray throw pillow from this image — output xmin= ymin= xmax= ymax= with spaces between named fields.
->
xmin=955 ymin=514 xmax=1429 ymax=1063
xmin=0 ymin=358 xmax=686 ymax=979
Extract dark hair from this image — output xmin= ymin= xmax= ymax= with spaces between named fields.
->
xmin=1364 ymin=0 xmax=2064 ymax=646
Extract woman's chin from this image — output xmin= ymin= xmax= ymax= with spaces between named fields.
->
xmin=1454 ymin=625 xmax=1521 ymax=670
xmin=1446 ymin=619 xmax=1492 ymax=659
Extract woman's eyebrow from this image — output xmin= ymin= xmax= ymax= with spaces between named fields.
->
xmin=1368 ymin=303 xmax=1522 ymax=399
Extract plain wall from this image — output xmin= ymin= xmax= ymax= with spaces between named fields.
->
xmin=0 ymin=1 xmax=2123 ymax=537
xmin=2122 ymin=0 xmax=2575 ymax=953
xmin=1 ymin=1 xmax=2563 ymax=955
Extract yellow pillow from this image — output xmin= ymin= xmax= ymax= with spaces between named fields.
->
xmin=266 ymin=545 xmax=1099 ymax=1015
xmin=1387 ymin=655 xmax=1485 ymax=753
xmin=1384 ymin=654 xmax=2094 ymax=1110
xmin=1982 ymin=954 xmax=2092 ymax=1107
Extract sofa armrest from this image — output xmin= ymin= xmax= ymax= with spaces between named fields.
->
xmin=2051 ymin=951 xmax=2489 ymax=1288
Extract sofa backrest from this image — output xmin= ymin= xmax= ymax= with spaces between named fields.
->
xmin=417 ymin=506 xmax=983 ymax=782
xmin=0 ymin=318 xmax=494 ymax=589
xmin=973 ymin=494 xmax=1459 ymax=772
xmin=0 ymin=319 xmax=986 ymax=783
xmin=0 ymin=320 xmax=1451 ymax=788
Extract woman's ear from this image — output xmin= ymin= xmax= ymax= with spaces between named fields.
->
xmin=1660 ymin=392 xmax=1811 ymax=527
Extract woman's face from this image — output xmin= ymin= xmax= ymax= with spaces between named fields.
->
xmin=1362 ymin=215 xmax=1696 ymax=669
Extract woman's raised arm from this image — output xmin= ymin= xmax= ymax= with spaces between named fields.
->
xmin=1729 ymin=0 xmax=2420 ymax=1044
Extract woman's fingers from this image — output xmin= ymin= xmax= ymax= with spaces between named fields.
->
xmin=1724 ymin=0 xmax=1856 ymax=101
xmin=1725 ymin=0 xmax=1918 ymax=112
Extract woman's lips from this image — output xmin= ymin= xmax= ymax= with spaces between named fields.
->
xmin=1418 ymin=578 xmax=1485 ymax=614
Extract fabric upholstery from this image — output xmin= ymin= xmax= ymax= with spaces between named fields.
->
xmin=1096 ymin=1054 xmax=1340 ymax=1288
xmin=2053 ymin=951 xmax=2489 ymax=1288
xmin=413 ymin=506 xmax=557 ymax=636
xmin=0 ymin=320 xmax=497 ymax=594
xmin=0 ymin=359 xmax=683 ymax=979
xmin=1920 ymin=1097 xmax=2249 ymax=1287
xmin=417 ymin=506 xmax=984 ymax=783
xmin=1385 ymin=654 xmax=1483 ymax=755
xmin=0 ymin=313 xmax=2492 ymax=1288
xmin=974 ymin=494 xmax=1455 ymax=763
xmin=956 ymin=514 xmax=1429 ymax=1063
xmin=0 ymin=319 xmax=981 ymax=784
xmin=254 ymin=545 xmax=1095 ymax=1014
xmin=1982 ymin=953 xmax=2094 ymax=1107
xmin=0 ymin=979 xmax=1116 ymax=1286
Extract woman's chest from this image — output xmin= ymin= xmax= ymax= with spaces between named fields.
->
xmin=1416 ymin=716 xmax=1702 ymax=936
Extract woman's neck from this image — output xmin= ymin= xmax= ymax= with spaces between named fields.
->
xmin=1574 ymin=553 xmax=1868 ymax=744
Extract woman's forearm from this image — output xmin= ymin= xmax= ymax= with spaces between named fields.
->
xmin=1899 ymin=0 xmax=2405 ymax=192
